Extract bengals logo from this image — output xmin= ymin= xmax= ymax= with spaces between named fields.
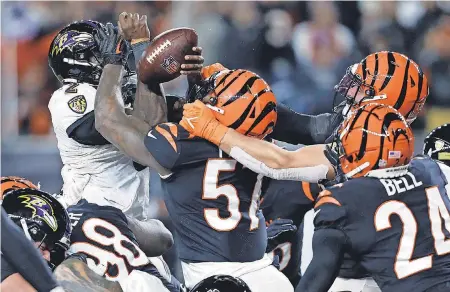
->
xmin=68 ymin=95 xmax=87 ymax=114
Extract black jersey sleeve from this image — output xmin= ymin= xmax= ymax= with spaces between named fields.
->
xmin=1 ymin=255 xmax=16 ymax=282
xmin=144 ymin=123 xmax=218 ymax=170
xmin=1 ymin=208 xmax=59 ymax=291
xmin=294 ymin=228 xmax=347 ymax=292
xmin=272 ymin=103 xmax=344 ymax=145
xmin=66 ymin=111 xmax=110 ymax=145
xmin=313 ymin=188 xmax=348 ymax=230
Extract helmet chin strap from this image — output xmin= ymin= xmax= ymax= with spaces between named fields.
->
xmin=206 ymin=104 xmax=224 ymax=115
xmin=345 ymin=162 xmax=370 ymax=179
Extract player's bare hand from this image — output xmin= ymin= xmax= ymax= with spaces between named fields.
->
xmin=118 ymin=12 xmax=150 ymax=42
xmin=180 ymin=100 xmax=228 ymax=145
xmin=180 ymin=47 xmax=204 ymax=75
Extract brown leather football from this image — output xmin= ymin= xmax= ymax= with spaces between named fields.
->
xmin=138 ymin=27 xmax=198 ymax=84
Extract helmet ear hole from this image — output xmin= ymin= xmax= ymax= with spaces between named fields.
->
xmin=208 ymin=96 xmax=218 ymax=106
xmin=365 ymin=88 xmax=375 ymax=97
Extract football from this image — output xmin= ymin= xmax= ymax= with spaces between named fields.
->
xmin=138 ymin=27 xmax=198 ymax=84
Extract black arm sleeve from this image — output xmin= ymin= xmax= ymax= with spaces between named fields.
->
xmin=1 ymin=254 xmax=16 ymax=282
xmin=295 ymin=228 xmax=347 ymax=292
xmin=271 ymin=103 xmax=340 ymax=145
xmin=66 ymin=111 xmax=110 ymax=145
xmin=1 ymin=208 xmax=59 ymax=291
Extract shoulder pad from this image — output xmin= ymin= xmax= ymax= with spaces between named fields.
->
xmin=313 ymin=187 xmax=347 ymax=229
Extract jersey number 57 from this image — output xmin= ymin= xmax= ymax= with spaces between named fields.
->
xmin=202 ymin=159 xmax=263 ymax=232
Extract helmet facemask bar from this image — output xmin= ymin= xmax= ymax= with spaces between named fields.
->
xmin=11 ymin=215 xmax=60 ymax=269
xmin=334 ymin=65 xmax=377 ymax=117
xmin=186 ymin=71 xmax=223 ymax=106
xmin=63 ymin=42 xmax=104 ymax=85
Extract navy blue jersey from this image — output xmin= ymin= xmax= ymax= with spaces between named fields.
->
xmin=261 ymin=180 xmax=320 ymax=285
xmin=313 ymin=156 xmax=450 ymax=292
xmin=261 ymin=180 xmax=320 ymax=226
xmin=68 ymin=200 xmax=150 ymax=280
xmin=67 ymin=200 xmax=181 ymax=291
xmin=144 ymin=123 xmax=266 ymax=263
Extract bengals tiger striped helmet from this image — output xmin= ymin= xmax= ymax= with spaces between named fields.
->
xmin=335 ymin=103 xmax=414 ymax=178
xmin=335 ymin=51 xmax=429 ymax=124
xmin=187 ymin=69 xmax=277 ymax=139
xmin=1 ymin=176 xmax=38 ymax=198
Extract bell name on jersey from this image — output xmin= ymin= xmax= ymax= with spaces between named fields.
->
xmin=380 ymin=172 xmax=423 ymax=196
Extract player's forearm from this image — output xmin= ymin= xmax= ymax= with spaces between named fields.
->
xmin=272 ymin=104 xmax=326 ymax=145
xmin=220 ymin=130 xmax=334 ymax=182
xmin=126 ymin=216 xmax=174 ymax=257
xmin=220 ymin=129 xmax=296 ymax=169
xmin=221 ymin=129 xmax=332 ymax=170
xmin=272 ymin=104 xmax=342 ymax=145
xmin=295 ymin=229 xmax=346 ymax=292
xmin=54 ymin=257 xmax=123 ymax=292
xmin=94 ymin=65 xmax=170 ymax=174
xmin=133 ymin=82 xmax=168 ymax=126
xmin=94 ymin=64 xmax=128 ymax=140
xmin=131 ymin=41 xmax=168 ymax=127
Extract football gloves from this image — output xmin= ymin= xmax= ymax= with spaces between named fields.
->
xmin=94 ymin=23 xmax=129 ymax=66
xmin=266 ymin=218 xmax=297 ymax=253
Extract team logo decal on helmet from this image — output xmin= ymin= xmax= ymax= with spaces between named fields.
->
xmin=434 ymin=140 xmax=445 ymax=152
xmin=68 ymin=95 xmax=87 ymax=114
xmin=18 ymin=194 xmax=58 ymax=231
xmin=51 ymin=31 xmax=95 ymax=56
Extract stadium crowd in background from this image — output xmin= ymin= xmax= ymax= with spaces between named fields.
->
xmin=2 ymin=1 xmax=450 ymax=136
xmin=1 ymin=0 xmax=450 ymax=283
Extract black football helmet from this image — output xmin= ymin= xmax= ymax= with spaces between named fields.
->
xmin=190 ymin=275 xmax=252 ymax=292
xmin=48 ymin=20 xmax=137 ymax=105
xmin=2 ymin=188 xmax=71 ymax=269
xmin=423 ymin=123 xmax=450 ymax=167
xmin=49 ymin=20 xmax=105 ymax=85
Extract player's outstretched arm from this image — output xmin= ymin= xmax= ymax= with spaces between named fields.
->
xmin=92 ymin=19 xmax=171 ymax=175
xmin=272 ymin=104 xmax=342 ymax=145
xmin=54 ymin=256 xmax=123 ymax=292
xmin=119 ymin=12 xmax=168 ymax=128
xmin=181 ymin=101 xmax=335 ymax=182
xmin=295 ymin=229 xmax=346 ymax=292
xmin=95 ymin=62 xmax=172 ymax=175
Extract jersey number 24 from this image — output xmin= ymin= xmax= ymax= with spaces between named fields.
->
xmin=203 ymin=159 xmax=263 ymax=232
xmin=375 ymin=186 xmax=450 ymax=279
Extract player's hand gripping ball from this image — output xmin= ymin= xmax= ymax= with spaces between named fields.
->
xmin=138 ymin=27 xmax=203 ymax=84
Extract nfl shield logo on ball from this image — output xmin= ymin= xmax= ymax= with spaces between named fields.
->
xmin=161 ymin=55 xmax=180 ymax=74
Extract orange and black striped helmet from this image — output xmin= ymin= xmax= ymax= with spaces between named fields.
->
xmin=1 ymin=176 xmax=38 ymax=199
xmin=335 ymin=51 xmax=429 ymax=124
xmin=335 ymin=103 xmax=414 ymax=178
xmin=187 ymin=69 xmax=277 ymax=139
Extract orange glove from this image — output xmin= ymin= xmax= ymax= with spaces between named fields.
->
xmin=180 ymin=100 xmax=228 ymax=145
xmin=201 ymin=63 xmax=228 ymax=80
